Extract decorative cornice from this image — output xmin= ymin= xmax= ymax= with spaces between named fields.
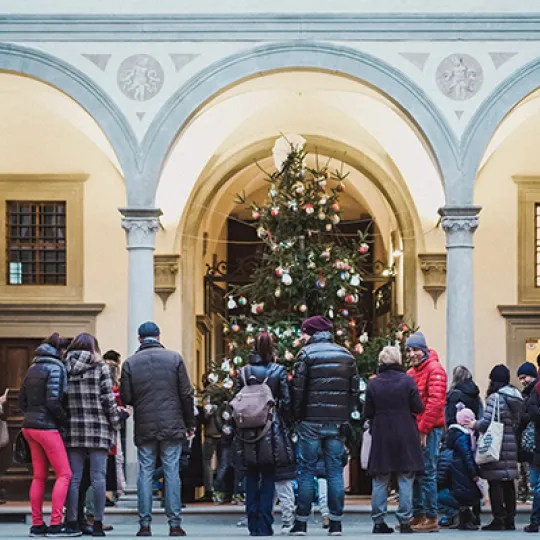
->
xmin=418 ymin=253 xmax=447 ymax=309
xmin=1 ymin=13 xmax=540 ymax=42
xmin=498 ymin=305 xmax=540 ymax=319
xmin=154 ymin=254 xmax=179 ymax=310
xmin=439 ymin=205 xmax=481 ymax=233
xmin=0 ymin=303 xmax=105 ymax=316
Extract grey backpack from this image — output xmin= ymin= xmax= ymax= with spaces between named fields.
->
xmin=230 ymin=365 xmax=275 ymax=443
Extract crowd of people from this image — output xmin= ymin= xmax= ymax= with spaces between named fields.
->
xmin=13 ymin=314 xmax=540 ymax=538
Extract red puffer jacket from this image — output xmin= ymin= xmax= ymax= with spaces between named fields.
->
xmin=407 ymin=349 xmax=447 ymax=435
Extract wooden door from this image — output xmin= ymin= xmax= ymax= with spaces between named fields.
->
xmin=0 ymin=338 xmax=43 ymax=500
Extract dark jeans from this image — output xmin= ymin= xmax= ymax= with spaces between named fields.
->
xmin=488 ymin=480 xmax=516 ymax=522
xmin=246 ymin=468 xmax=274 ymax=536
xmin=296 ymin=422 xmax=345 ymax=522
xmin=530 ymin=466 xmax=540 ymax=525
xmin=214 ymin=443 xmax=245 ymax=495
xmin=413 ymin=428 xmax=443 ymax=519
xmin=437 ymin=488 xmax=459 ymax=518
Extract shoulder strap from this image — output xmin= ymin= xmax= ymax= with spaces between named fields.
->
xmin=241 ymin=366 xmax=248 ymax=386
xmin=234 ymin=416 xmax=273 ymax=444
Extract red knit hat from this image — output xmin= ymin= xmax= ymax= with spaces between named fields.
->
xmin=301 ymin=316 xmax=333 ymax=336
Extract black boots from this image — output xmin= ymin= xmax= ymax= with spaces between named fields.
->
xmin=458 ymin=509 xmax=479 ymax=531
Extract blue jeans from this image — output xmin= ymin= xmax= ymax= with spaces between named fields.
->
xmin=246 ymin=468 xmax=275 ymax=536
xmin=372 ymin=473 xmax=414 ymax=525
xmin=137 ymin=441 xmax=182 ymax=528
xmin=413 ymin=428 xmax=443 ymax=519
xmin=437 ymin=488 xmax=459 ymax=518
xmin=530 ymin=466 xmax=540 ymax=525
xmin=296 ymin=422 xmax=345 ymax=522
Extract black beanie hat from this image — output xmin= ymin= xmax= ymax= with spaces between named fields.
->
xmin=517 ymin=362 xmax=538 ymax=379
xmin=490 ymin=364 xmax=510 ymax=385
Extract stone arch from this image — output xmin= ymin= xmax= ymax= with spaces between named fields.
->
xmin=0 ymin=43 xmax=140 ymax=201
xmin=144 ymin=41 xmax=458 ymax=206
xmin=177 ymin=135 xmax=423 ymax=363
xmin=462 ymin=57 xmax=540 ymax=202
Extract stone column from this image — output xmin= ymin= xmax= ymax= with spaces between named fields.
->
xmin=120 ymin=207 xmax=162 ymax=489
xmin=438 ymin=206 xmax=481 ymax=375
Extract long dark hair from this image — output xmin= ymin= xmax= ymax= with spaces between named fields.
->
xmin=255 ymin=331 xmax=274 ymax=365
xmin=487 ymin=380 xmax=506 ymax=398
xmin=42 ymin=333 xmax=71 ymax=356
xmin=67 ymin=332 xmax=101 ymax=356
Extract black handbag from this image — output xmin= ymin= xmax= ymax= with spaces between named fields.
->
xmin=13 ymin=430 xmax=31 ymax=466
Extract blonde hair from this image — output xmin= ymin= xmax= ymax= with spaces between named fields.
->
xmin=379 ymin=346 xmax=402 ymax=366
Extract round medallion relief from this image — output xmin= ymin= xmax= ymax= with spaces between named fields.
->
xmin=436 ymin=54 xmax=483 ymax=101
xmin=117 ymin=54 xmax=164 ymax=101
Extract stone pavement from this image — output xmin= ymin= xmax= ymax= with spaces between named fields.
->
xmin=0 ymin=514 xmax=533 ymax=539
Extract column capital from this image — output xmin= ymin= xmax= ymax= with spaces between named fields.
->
xmin=120 ymin=207 xmax=162 ymax=250
xmin=438 ymin=205 xmax=481 ymax=233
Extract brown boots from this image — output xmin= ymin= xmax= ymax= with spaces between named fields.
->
xmin=412 ymin=517 xmax=439 ymax=533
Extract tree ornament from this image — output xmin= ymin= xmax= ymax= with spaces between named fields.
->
xmin=350 ymin=274 xmax=361 ymax=287
xmin=223 ymin=377 xmax=234 ymax=390
xmin=227 ymin=296 xmax=238 ymax=310
xmin=319 ymin=197 xmax=327 ymax=205
xmin=223 ymin=325 xmax=230 ymax=335
xmin=299 ymin=304 xmax=308 ymax=313
xmin=231 ymin=323 xmax=240 ymax=333
xmin=336 ymin=328 xmax=344 ymax=337
xmin=246 ymin=324 xmax=255 ymax=333
xmin=341 ymin=308 xmax=349 ymax=317
xmin=359 ymin=332 xmax=369 ymax=344
xmin=341 ymin=271 xmax=351 ymax=281
xmin=348 ymin=319 xmax=356 ymax=328
xmin=332 ymin=215 xmax=341 ymax=225
xmin=326 ymin=223 xmax=333 ymax=231
xmin=275 ymin=287 xmax=282 ymax=298
xmin=337 ymin=288 xmax=346 ymax=298
xmin=316 ymin=276 xmax=327 ymax=289
xmin=318 ymin=178 xmax=327 ymax=187
xmin=233 ymin=356 xmax=243 ymax=365
xmin=271 ymin=207 xmax=280 ymax=217
xmin=345 ymin=294 xmax=355 ymax=304
xmin=269 ymin=184 xmax=278 ymax=198
xmin=354 ymin=343 xmax=364 ymax=354
xmin=328 ymin=308 xmax=334 ymax=319
xmin=275 ymin=267 xmax=284 ymax=277
xmin=285 ymin=350 xmax=294 ymax=361
xmin=281 ymin=273 xmax=293 ymax=286
xmin=294 ymin=182 xmax=305 ymax=194
xmin=332 ymin=202 xmax=340 ymax=212
xmin=359 ymin=243 xmax=369 ymax=254
xmin=238 ymin=296 xmax=247 ymax=306
xmin=251 ymin=302 xmax=264 ymax=314
xmin=321 ymin=249 xmax=331 ymax=261
xmin=252 ymin=209 xmax=261 ymax=220
xmin=221 ymin=359 xmax=231 ymax=372
xmin=305 ymin=203 xmax=314 ymax=215
xmin=288 ymin=199 xmax=298 ymax=211
xmin=208 ymin=372 xmax=219 ymax=384
xmin=337 ymin=182 xmax=345 ymax=192
xmin=257 ymin=226 xmax=268 ymax=239
xmin=318 ymin=211 xmax=326 ymax=221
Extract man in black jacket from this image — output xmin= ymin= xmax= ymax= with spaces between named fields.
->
xmin=120 ymin=321 xmax=194 ymax=538
xmin=290 ymin=316 xmax=358 ymax=537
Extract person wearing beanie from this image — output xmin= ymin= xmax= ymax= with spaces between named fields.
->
xmin=290 ymin=316 xmax=358 ymax=537
xmin=404 ymin=332 xmax=447 ymax=533
xmin=515 ymin=363 xmax=540 ymax=531
xmin=469 ymin=364 xmax=523 ymax=531
xmin=444 ymin=405 xmax=482 ymax=531
xmin=120 ymin=322 xmax=194 ymax=537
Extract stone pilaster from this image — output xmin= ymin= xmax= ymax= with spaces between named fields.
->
xmin=438 ymin=205 xmax=481 ymax=375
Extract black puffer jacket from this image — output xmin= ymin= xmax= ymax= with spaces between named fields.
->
xmin=517 ymin=379 xmax=538 ymax=464
xmin=20 ymin=344 xmax=68 ymax=431
xmin=233 ymin=353 xmax=296 ymax=480
xmin=120 ymin=339 xmax=195 ymax=447
xmin=291 ymin=331 xmax=358 ymax=423
xmin=445 ymin=379 xmax=483 ymax=428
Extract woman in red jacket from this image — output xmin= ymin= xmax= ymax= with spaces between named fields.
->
xmin=406 ymin=332 xmax=447 ymax=533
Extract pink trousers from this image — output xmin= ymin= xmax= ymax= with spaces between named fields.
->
xmin=23 ymin=428 xmax=72 ymax=526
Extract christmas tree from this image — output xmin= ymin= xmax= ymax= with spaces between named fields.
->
xmin=201 ymin=135 xmax=415 ymax=414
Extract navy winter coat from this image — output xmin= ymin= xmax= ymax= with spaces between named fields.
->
xmin=517 ymin=379 xmax=538 ymax=464
xmin=437 ymin=446 xmax=453 ymax=490
xmin=233 ymin=354 xmax=296 ymax=481
xmin=446 ymin=426 xmax=481 ymax=505
xmin=20 ymin=344 xmax=68 ymax=431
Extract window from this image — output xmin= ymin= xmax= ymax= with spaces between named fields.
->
xmin=7 ymin=201 xmax=67 ymax=285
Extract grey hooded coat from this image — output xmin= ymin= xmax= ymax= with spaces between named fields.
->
xmin=475 ymin=385 xmax=523 ymax=482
